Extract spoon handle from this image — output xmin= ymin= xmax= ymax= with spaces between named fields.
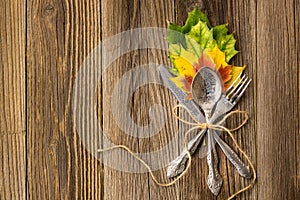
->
xmin=207 ymin=129 xmax=223 ymax=196
xmin=213 ymin=133 xmax=252 ymax=179
xmin=167 ymin=129 xmax=206 ymax=178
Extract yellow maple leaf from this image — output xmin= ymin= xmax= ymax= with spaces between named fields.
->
xmin=170 ymin=47 xmax=198 ymax=77
xmin=206 ymin=45 xmax=228 ymax=70
xmin=206 ymin=45 xmax=246 ymax=87
xmin=169 ymin=76 xmax=191 ymax=93
xmin=227 ymin=65 xmax=246 ymax=87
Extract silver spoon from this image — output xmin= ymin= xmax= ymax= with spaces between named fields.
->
xmin=191 ymin=67 xmax=223 ymax=196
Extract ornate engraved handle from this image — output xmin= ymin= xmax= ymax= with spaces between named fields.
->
xmin=214 ymin=133 xmax=252 ymax=178
xmin=207 ymin=129 xmax=223 ymax=196
xmin=167 ymin=129 xmax=206 ymax=178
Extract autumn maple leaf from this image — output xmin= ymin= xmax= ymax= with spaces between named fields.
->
xmin=218 ymin=65 xmax=233 ymax=90
xmin=167 ymin=7 xmax=246 ymax=99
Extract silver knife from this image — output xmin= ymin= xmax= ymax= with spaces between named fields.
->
xmin=159 ymin=65 xmax=208 ymax=177
xmin=158 ymin=65 xmax=205 ymax=122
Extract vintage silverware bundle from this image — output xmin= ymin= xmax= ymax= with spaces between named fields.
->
xmin=159 ymin=65 xmax=252 ymax=196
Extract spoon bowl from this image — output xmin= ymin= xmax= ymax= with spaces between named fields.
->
xmin=191 ymin=67 xmax=222 ymax=117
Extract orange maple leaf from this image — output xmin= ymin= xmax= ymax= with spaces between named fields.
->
xmin=218 ymin=65 xmax=233 ymax=90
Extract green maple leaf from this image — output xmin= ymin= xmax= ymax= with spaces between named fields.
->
xmin=169 ymin=43 xmax=181 ymax=56
xmin=213 ymin=24 xmax=228 ymax=39
xmin=181 ymin=7 xmax=211 ymax=33
xmin=188 ymin=20 xmax=215 ymax=51
xmin=167 ymin=23 xmax=185 ymax=45
xmin=185 ymin=35 xmax=202 ymax=57
xmin=213 ymin=24 xmax=239 ymax=62
xmin=168 ymin=43 xmax=181 ymax=76
xmin=167 ymin=7 xmax=211 ymax=47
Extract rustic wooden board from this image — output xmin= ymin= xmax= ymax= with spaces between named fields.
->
xmin=0 ymin=1 xmax=26 ymax=199
xmin=26 ymin=0 xmax=102 ymax=199
xmin=0 ymin=0 xmax=299 ymax=199
xmin=256 ymin=0 xmax=299 ymax=199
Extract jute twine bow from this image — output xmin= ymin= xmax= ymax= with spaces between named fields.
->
xmin=98 ymin=104 xmax=256 ymax=200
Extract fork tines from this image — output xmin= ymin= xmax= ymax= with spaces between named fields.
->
xmin=225 ymin=73 xmax=252 ymax=104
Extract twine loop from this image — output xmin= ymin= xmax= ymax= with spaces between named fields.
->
xmin=98 ymin=104 xmax=256 ymax=200
xmin=172 ymin=104 xmax=256 ymax=200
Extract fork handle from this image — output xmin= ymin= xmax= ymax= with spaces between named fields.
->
xmin=214 ymin=133 xmax=252 ymax=178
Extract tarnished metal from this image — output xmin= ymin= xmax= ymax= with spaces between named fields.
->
xmin=159 ymin=65 xmax=252 ymax=196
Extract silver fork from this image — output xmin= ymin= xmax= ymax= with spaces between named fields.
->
xmin=167 ymin=73 xmax=252 ymax=178
xmin=209 ymin=74 xmax=252 ymax=179
xmin=210 ymin=74 xmax=252 ymax=124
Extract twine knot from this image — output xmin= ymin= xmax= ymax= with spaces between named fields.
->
xmin=198 ymin=123 xmax=209 ymax=129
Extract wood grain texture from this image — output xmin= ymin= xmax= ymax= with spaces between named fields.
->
xmin=101 ymin=1 xmax=178 ymax=199
xmin=0 ymin=0 xmax=299 ymax=199
xmin=27 ymin=0 xmax=102 ymax=199
xmin=256 ymin=0 xmax=299 ymax=199
xmin=101 ymin=1 xmax=145 ymax=199
xmin=0 ymin=0 xmax=26 ymax=199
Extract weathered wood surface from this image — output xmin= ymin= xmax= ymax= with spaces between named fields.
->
xmin=0 ymin=0 xmax=299 ymax=199
xmin=0 ymin=1 xmax=26 ymax=199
